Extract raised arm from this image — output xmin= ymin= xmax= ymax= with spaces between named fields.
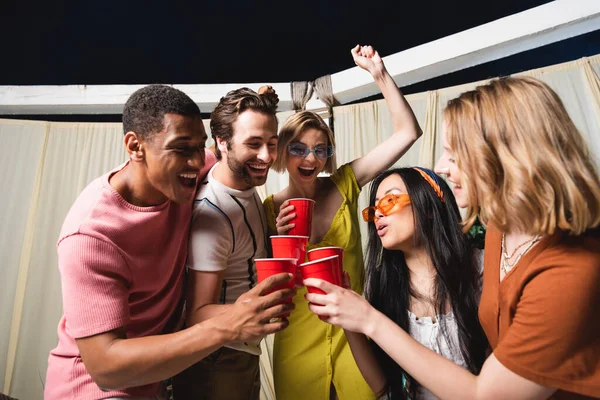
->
xmin=349 ymin=45 xmax=422 ymax=188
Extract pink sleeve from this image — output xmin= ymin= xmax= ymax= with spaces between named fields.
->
xmin=58 ymin=234 xmax=132 ymax=338
xmin=202 ymin=149 xmax=217 ymax=177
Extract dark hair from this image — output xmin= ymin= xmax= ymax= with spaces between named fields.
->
xmin=210 ymin=87 xmax=278 ymax=159
xmin=364 ymin=168 xmax=488 ymax=399
xmin=122 ymin=84 xmax=201 ymax=141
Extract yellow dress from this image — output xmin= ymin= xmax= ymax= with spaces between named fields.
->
xmin=263 ymin=164 xmax=375 ymax=400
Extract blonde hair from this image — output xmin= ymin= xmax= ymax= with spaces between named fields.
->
xmin=272 ymin=111 xmax=337 ymax=174
xmin=444 ymin=76 xmax=600 ymax=235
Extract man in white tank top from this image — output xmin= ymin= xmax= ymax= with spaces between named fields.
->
xmin=172 ymin=86 xmax=280 ymax=400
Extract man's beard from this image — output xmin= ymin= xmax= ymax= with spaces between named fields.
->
xmin=226 ymin=152 xmax=269 ymax=189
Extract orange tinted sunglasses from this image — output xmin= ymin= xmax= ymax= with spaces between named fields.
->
xmin=362 ymin=193 xmax=411 ymax=222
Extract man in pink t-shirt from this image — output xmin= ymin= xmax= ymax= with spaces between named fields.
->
xmin=44 ymin=85 xmax=295 ymax=400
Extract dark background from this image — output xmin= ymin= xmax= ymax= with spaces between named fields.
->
xmin=1 ymin=0 xmax=599 ymax=121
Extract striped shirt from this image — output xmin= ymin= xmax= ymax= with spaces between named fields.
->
xmin=187 ymin=163 xmax=267 ymax=354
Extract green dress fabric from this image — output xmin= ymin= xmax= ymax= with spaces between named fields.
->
xmin=263 ymin=163 xmax=375 ymax=400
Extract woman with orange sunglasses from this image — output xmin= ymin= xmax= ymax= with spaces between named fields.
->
xmin=315 ymin=166 xmax=488 ymax=400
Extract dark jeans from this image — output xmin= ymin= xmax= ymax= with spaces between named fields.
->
xmin=172 ymin=347 xmax=260 ymax=400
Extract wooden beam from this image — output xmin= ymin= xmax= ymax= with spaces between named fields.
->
xmin=1 ymin=0 xmax=599 ymax=115
xmin=0 ymin=83 xmax=293 ymax=115
xmin=332 ymin=0 xmax=600 ymax=104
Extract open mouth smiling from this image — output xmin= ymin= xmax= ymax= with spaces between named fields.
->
xmin=247 ymin=162 xmax=269 ymax=174
xmin=178 ymin=172 xmax=198 ymax=188
xmin=298 ymin=165 xmax=316 ymax=177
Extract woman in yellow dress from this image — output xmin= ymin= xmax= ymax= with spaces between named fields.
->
xmin=263 ymin=44 xmax=422 ymax=400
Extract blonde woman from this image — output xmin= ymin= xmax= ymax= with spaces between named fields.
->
xmin=264 ymin=45 xmax=422 ymax=399
xmin=304 ymin=76 xmax=600 ymax=399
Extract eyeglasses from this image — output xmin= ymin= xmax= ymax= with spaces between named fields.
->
xmin=287 ymin=142 xmax=334 ymax=160
xmin=362 ymin=193 xmax=411 ymax=222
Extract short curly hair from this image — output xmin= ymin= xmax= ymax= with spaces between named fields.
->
xmin=210 ymin=87 xmax=278 ymax=159
xmin=122 ymin=84 xmax=201 ymax=141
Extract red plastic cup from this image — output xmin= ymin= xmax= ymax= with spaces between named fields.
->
xmin=255 ymin=258 xmax=297 ymax=317
xmin=287 ymin=198 xmax=315 ymax=237
xmin=271 ymin=235 xmax=309 ymax=286
xmin=307 ymin=246 xmax=344 ymax=287
xmin=300 ymin=255 xmax=339 ymax=319
xmin=271 ymin=235 xmax=309 ymax=262
xmin=300 ymin=255 xmax=340 ymax=296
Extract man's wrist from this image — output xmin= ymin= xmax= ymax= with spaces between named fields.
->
xmin=191 ymin=315 xmax=235 ymax=347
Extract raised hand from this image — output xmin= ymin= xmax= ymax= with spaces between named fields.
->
xmin=275 ymin=199 xmax=296 ymax=235
xmin=258 ymin=85 xmax=279 ymax=105
xmin=222 ymin=273 xmax=296 ymax=343
xmin=351 ymin=44 xmax=385 ymax=77
xmin=347 ymin=43 xmax=421 ymax=188
xmin=303 ymin=278 xmax=376 ymax=334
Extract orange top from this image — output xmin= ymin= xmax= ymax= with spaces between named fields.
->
xmin=479 ymin=224 xmax=600 ymax=399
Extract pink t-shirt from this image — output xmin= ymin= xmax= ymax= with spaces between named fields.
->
xmin=45 ymin=151 xmax=216 ymax=400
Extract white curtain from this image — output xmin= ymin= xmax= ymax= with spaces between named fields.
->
xmin=1 ymin=121 xmax=126 ymax=399
xmin=519 ymin=59 xmax=600 ymax=164
xmin=2 ymin=53 xmax=600 ymax=399
xmin=0 ymin=120 xmax=48 ymax=394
